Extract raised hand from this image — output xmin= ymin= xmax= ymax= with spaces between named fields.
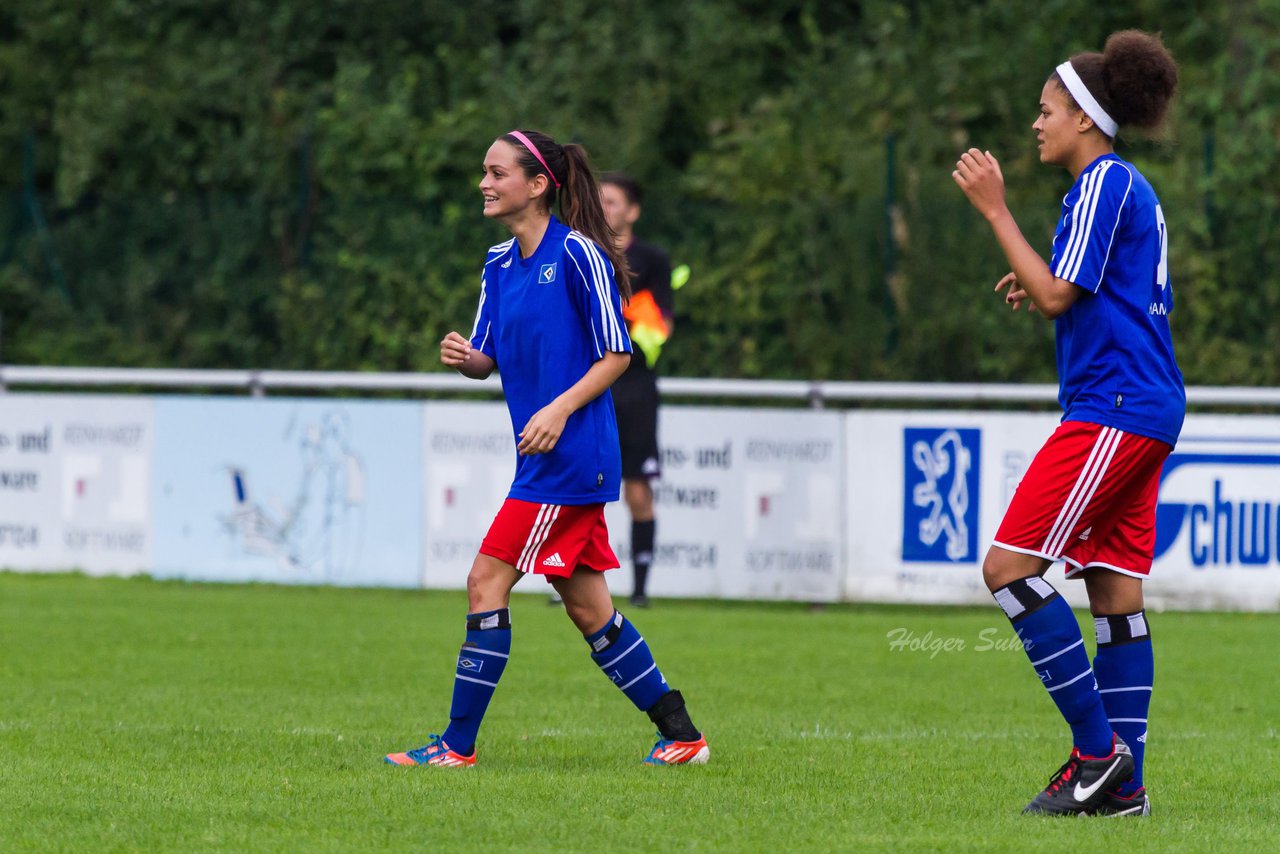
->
xmin=952 ymin=148 xmax=1007 ymax=221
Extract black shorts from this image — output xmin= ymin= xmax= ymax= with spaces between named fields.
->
xmin=612 ymin=370 xmax=660 ymax=481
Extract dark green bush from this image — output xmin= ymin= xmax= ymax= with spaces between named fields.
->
xmin=1 ymin=1 xmax=1275 ymax=384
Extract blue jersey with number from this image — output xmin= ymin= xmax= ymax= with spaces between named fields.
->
xmin=1049 ymin=154 xmax=1185 ymax=446
xmin=469 ymin=216 xmax=632 ymax=504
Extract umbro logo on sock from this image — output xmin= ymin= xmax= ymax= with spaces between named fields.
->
xmin=542 ymin=552 xmax=566 ymax=567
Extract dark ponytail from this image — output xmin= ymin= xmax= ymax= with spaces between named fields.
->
xmin=1054 ymin=30 xmax=1178 ymax=135
xmin=501 ymin=130 xmax=632 ymax=300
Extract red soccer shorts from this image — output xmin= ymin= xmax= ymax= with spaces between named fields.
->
xmin=993 ymin=420 xmax=1173 ymax=579
xmin=479 ymin=499 xmax=619 ymax=579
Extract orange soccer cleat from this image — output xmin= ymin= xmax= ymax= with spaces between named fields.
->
xmin=643 ymin=733 xmax=710 ymax=766
xmin=384 ymin=734 xmax=476 ymax=768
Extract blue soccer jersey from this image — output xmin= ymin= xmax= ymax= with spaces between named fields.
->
xmin=1049 ymin=154 xmax=1185 ymax=446
xmin=470 ymin=216 xmax=633 ymax=504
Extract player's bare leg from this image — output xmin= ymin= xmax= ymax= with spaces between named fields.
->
xmin=624 ymin=479 xmax=654 ymax=519
xmin=467 ymin=552 xmax=523 ymax=612
xmin=982 ymin=545 xmax=1051 ymax=591
xmin=549 ymin=566 xmax=616 ymax=633
xmin=624 ymin=478 xmax=656 ymax=606
xmin=1082 ymin=570 xmax=1143 ymax=614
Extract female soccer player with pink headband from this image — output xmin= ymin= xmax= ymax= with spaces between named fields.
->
xmin=385 ymin=128 xmax=709 ymax=768
xmin=954 ymin=31 xmax=1181 ymax=816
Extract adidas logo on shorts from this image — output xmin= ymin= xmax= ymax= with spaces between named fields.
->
xmin=542 ymin=552 xmax=566 ymax=568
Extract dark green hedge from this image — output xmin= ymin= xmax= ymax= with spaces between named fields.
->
xmin=2 ymin=0 xmax=1277 ymax=384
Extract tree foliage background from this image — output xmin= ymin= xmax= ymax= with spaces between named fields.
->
xmin=1 ymin=0 xmax=1277 ymax=384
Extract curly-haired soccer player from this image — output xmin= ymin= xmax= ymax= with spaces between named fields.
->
xmin=954 ymin=31 xmax=1182 ymax=816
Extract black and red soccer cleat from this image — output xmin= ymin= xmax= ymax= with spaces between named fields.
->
xmin=1086 ymin=785 xmax=1150 ymax=817
xmin=1022 ymin=736 xmax=1134 ymax=815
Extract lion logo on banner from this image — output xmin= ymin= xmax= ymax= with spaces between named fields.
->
xmin=910 ymin=429 xmax=973 ymax=561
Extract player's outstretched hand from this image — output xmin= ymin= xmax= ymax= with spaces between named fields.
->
xmin=518 ymin=403 xmax=571 ymax=456
xmin=440 ymin=331 xmax=472 ymax=367
xmin=995 ymin=271 xmax=1037 ymax=312
xmin=952 ymin=148 xmax=1006 ymax=221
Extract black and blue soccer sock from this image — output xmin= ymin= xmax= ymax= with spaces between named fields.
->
xmin=585 ymin=610 xmax=670 ymax=713
xmin=1093 ymin=611 xmax=1153 ymax=796
xmin=631 ymin=519 xmax=655 ymax=597
xmin=993 ymin=576 xmax=1114 ymax=757
xmin=440 ymin=608 xmax=511 ymax=756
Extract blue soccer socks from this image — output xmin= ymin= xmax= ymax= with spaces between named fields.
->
xmin=586 ymin=610 xmax=670 ymax=713
xmin=993 ymin=576 xmax=1114 ymax=757
xmin=1093 ymin=611 xmax=1153 ymax=796
xmin=440 ymin=608 xmax=512 ymax=757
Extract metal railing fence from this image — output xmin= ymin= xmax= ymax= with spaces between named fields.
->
xmin=3 ymin=365 xmax=1279 ymax=409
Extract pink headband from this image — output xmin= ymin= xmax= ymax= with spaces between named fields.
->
xmin=508 ymin=130 xmax=560 ymax=189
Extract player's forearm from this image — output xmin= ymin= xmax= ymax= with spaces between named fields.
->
xmin=455 ymin=351 xmax=496 ymax=379
xmin=986 ymin=209 xmax=1075 ymax=318
xmin=551 ymin=351 xmax=630 ymax=416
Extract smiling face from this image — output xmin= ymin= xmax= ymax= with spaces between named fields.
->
xmin=479 ymin=139 xmax=546 ymax=220
xmin=1033 ymin=79 xmax=1085 ymax=168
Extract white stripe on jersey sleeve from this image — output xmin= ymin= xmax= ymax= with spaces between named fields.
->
xmin=1086 ymin=166 xmax=1132 ymax=291
xmin=1066 ymin=164 xmax=1110 ymax=281
xmin=568 ymin=233 xmax=621 ymax=350
xmin=582 ymin=237 xmax=626 ymax=350
xmin=1053 ymin=161 xmax=1133 ymax=289
xmin=566 ymin=232 xmax=627 ymax=353
xmin=1054 ymin=162 xmax=1106 ymax=282
xmin=564 ymin=246 xmax=605 ymax=356
xmin=1053 ymin=166 xmax=1093 ymax=280
xmin=470 ymin=240 xmax=513 ymax=355
xmin=485 ymin=237 xmax=516 ymax=265
xmin=470 ymin=276 xmax=491 ymax=352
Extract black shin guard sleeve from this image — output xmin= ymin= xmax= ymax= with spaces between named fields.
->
xmin=645 ymin=689 xmax=700 ymax=741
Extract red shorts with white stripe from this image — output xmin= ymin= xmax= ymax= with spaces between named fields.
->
xmin=993 ymin=421 xmax=1173 ymax=579
xmin=479 ymin=498 xmax=619 ymax=580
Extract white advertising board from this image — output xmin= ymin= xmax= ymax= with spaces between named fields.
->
xmin=1144 ymin=417 xmax=1280 ymax=610
xmin=3 ymin=391 xmax=1277 ymax=611
xmin=606 ymin=406 xmax=845 ymax=602
xmin=420 ymin=401 xmax=518 ymax=590
xmin=151 ymin=397 xmax=422 ymax=587
xmin=844 ymin=411 xmax=1280 ymax=611
xmin=420 ymin=402 xmax=845 ymax=602
xmin=843 ymin=411 xmax=1071 ymax=607
xmin=0 ymin=394 xmax=153 ymax=574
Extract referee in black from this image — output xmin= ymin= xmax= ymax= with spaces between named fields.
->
xmin=599 ymin=173 xmax=674 ymax=607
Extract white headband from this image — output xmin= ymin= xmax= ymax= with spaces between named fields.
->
xmin=1056 ymin=61 xmax=1118 ymax=138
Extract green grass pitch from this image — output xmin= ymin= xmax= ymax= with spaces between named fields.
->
xmin=2 ymin=572 xmax=1277 ymax=852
